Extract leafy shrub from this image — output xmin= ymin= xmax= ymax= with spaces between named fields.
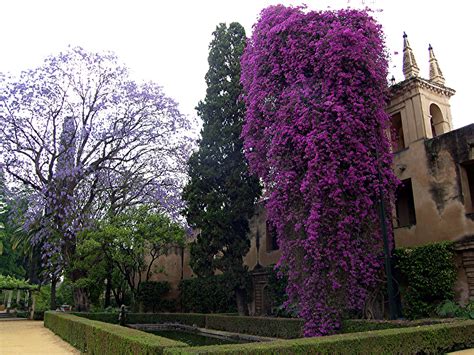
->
xmin=394 ymin=241 xmax=457 ymax=319
xmin=179 ymin=275 xmax=237 ymax=313
xmin=34 ymin=286 xmax=52 ymax=312
xmin=138 ymin=281 xmax=172 ymax=312
xmin=164 ymin=320 xmax=474 ymax=354
xmin=57 ymin=280 xmax=74 ymax=306
xmin=264 ymin=267 xmax=300 ymax=318
xmin=45 ymin=311 xmax=188 ymax=354
xmin=437 ymin=300 xmax=474 ymax=319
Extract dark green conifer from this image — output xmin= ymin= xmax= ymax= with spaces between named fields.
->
xmin=182 ymin=23 xmax=261 ymax=315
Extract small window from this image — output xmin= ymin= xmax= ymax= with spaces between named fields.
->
xmin=461 ymin=162 xmax=474 ymax=213
xmin=266 ymin=220 xmax=279 ymax=252
xmin=391 ymin=113 xmax=405 ymax=151
xmin=395 ymin=178 xmax=416 ymax=227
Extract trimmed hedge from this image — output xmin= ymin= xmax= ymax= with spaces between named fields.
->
xmin=72 ymin=312 xmax=454 ymax=339
xmin=128 ymin=313 xmax=207 ymax=328
xmin=340 ymin=318 xmax=454 ymax=333
xmin=206 ymin=315 xmax=303 ymax=339
xmin=44 ymin=311 xmax=188 ymax=354
xmin=179 ymin=275 xmax=237 ymax=313
xmin=72 ymin=311 xmax=120 ymax=324
xmin=163 ymin=320 xmax=474 ymax=354
xmin=74 ymin=312 xmax=207 ymax=328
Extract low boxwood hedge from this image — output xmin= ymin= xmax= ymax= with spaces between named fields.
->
xmin=128 ymin=313 xmax=207 ymax=328
xmin=44 ymin=311 xmax=188 ymax=354
xmin=205 ymin=315 xmax=303 ymax=339
xmin=163 ymin=320 xmax=474 ymax=354
xmin=203 ymin=315 xmax=452 ymax=339
xmin=340 ymin=318 xmax=454 ymax=333
xmin=71 ymin=311 xmax=120 ymax=324
xmin=74 ymin=312 xmax=207 ymax=328
xmin=72 ymin=312 xmax=455 ymax=339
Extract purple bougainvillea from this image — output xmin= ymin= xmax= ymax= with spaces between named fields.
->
xmin=241 ymin=6 xmax=397 ymax=336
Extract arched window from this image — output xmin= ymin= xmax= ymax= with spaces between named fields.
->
xmin=429 ymin=104 xmax=444 ymax=137
xmin=390 ymin=112 xmax=405 ymax=151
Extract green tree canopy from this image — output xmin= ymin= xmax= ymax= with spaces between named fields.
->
xmin=0 ymin=275 xmax=37 ymax=290
xmin=76 ymin=206 xmax=185 ymax=310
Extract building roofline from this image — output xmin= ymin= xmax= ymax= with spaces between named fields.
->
xmin=389 ymin=77 xmax=455 ymax=98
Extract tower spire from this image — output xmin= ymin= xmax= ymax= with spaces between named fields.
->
xmin=402 ymin=32 xmax=420 ymax=79
xmin=428 ymin=44 xmax=445 ymax=85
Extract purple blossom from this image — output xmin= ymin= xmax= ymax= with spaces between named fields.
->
xmin=0 ymin=47 xmax=193 ymax=277
xmin=241 ymin=6 xmax=397 ymax=336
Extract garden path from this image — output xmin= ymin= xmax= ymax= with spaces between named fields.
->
xmin=0 ymin=320 xmax=79 ymax=354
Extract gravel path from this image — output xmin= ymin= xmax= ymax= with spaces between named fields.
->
xmin=0 ymin=320 xmax=79 ymax=355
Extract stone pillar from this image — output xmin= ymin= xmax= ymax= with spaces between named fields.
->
xmin=7 ymin=290 xmax=13 ymax=310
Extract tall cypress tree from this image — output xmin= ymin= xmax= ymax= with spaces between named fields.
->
xmin=183 ymin=23 xmax=261 ymax=315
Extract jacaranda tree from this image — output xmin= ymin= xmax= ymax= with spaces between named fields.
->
xmin=182 ymin=23 xmax=261 ymax=315
xmin=0 ymin=47 xmax=192 ymax=309
xmin=241 ymin=6 xmax=397 ymax=335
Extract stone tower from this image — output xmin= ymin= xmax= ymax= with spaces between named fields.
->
xmin=386 ymin=33 xmax=455 ymax=148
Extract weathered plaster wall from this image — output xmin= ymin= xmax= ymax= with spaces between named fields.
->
xmin=393 ymin=124 xmax=474 ymax=248
xmin=243 ymin=203 xmax=281 ymax=270
xmin=145 ymin=246 xmax=194 ymax=300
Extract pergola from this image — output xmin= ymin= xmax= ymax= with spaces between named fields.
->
xmin=0 ymin=275 xmax=38 ymax=313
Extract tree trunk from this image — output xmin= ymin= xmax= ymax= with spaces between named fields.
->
xmin=50 ymin=277 xmax=58 ymax=310
xmin=73 ymin=288 xmax=89 ymax=312
xmin=112 ymin=287 xmax=124 ymax=306
xmin=104 ymin=272 xmax=112 ymax=308
xmin=235 ymin=288 xmax=249 ymax=316
xmin=28 ymin=245 xmax=42 ymax=284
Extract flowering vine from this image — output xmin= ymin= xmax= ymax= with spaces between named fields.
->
xmin=241 ymin=6 xmax=397 ymax=336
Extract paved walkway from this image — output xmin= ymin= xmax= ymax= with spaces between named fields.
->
xmin=0 ymin=320 xmax=79 ymax=355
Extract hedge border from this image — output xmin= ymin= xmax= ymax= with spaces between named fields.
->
xmin=163 ymin=320 xmax=474 ymax=354
xmin=205 ymin=315 xmax=303 ymax=339
xmin=73 ymin=312 xmax=207 ymax=328
xmin=44 ymin=311 xmax=188 ymax=354
xmin=72 ymin=312 xmax=456 ymax=339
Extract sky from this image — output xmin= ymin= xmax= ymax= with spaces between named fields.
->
xmin=1 ymin=0 xmax=471 ymax=130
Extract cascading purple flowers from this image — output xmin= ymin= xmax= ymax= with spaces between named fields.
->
xmin=241 ymin=6 xmax=398 ymax=336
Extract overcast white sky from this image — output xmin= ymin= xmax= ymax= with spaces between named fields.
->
xmin=1 ymin=0 xmax=471 ymax=129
